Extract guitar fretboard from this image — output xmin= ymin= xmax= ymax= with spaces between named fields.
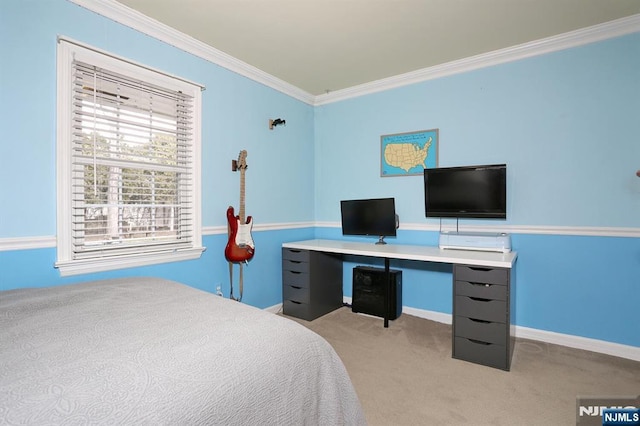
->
xmin=239 ymin=167 xmax=246 ymax=222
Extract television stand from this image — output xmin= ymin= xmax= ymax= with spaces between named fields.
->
xmin=376 ymin=236 xmax=387 ymax=245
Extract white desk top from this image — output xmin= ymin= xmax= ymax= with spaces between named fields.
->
xmin=282 ymin=239 xmax=517 ymax=268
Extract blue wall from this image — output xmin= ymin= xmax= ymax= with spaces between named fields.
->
xmin=313 ymin=32 xmax=640 ymax=347
xmin=0 ymin=0 xmax=316 ymax=239
xmin=0 ymin=0 xmax=315 ymax=309
xmin=314 ymin=34 xmax=640 ymax=226
xmin=1 ymin=0 xmax=638 ymax=348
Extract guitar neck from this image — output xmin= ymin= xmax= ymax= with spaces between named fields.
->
xmin=239 ymin=168 xmax=246 ymax=222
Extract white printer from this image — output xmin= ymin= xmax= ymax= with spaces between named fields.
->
xmin=438 ymin=231 xmax=511 ymax=253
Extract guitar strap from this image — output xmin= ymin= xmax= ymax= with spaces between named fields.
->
xmin=228 ymin=261 xmax=244 ymax=302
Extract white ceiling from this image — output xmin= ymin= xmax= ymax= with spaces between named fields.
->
xmin=115 ymin=0 xmax=640 ymax=96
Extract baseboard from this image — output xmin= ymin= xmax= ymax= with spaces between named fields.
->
xmin=402 ymin=306 xmax=453 ymax=325
xmin=284 ymin=300 xmax=638 ymax=362
xmin=341 ymin=297 xmax=454 ymax=325
xmin=264 ymin=303 xmax=282 ymax=314
xmin=515 ymin=325 xmax=640 ymax=362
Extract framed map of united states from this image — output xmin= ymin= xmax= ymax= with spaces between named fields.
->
xmin=381 ymin=129 xmax=439 ymax=177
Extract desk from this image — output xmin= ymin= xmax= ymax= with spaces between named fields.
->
xmin=282 ymin=239 xmax=517 ymax=268
xmin=282 ymin=239 xmax=518 ymax=370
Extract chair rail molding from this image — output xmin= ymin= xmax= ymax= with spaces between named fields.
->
xmin=3 ymin=223 xmax=638 ymax=251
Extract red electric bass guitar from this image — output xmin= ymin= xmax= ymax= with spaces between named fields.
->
xmin=225 ymin=150 xmax=255 ymax=263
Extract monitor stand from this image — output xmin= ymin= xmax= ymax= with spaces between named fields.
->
xmin=376 ymin=236 xmax=387 ymax=245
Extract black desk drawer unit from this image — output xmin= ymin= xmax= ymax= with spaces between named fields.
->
xmin=282 ymin=248 xmax=343 ymax=321
xmin=453 ymin=265 xmax=515 ymax=371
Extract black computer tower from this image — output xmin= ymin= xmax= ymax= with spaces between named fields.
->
xmin=352 ymin=266 xmax=402 ymax=320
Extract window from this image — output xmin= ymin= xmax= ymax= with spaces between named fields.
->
xmin=56 ymin=38 xmax=204 ymax=276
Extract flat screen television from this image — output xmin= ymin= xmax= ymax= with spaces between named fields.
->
xmin=341 ymin=198 xmax=397 ymax=244
xmin=424 ymin=164 xmax=507 ymax=219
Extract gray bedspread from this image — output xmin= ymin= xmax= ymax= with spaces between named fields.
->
xmin=0 ymin=277 xmax=366 ymax=425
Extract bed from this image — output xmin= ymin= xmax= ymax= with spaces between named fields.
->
xmin=0 ymin=277 xmax=366 ymax=425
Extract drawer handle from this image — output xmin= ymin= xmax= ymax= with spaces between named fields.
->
xmin=467 ymin=338 xmax=491 ymax=346
xmin=289 ymin=300 xmax=301 ymax=305
xmin=289 ymin=260 xmax=302 ymax=264
xmin=468 ymin=266 xmax=491 ymax=272
xmin=470 ymin=282 xmax=491 ymax=287
xmin=291 ymin=286 xmax=302 ymax=290
xmin=288 ymin=271 xmax=301 ymax=275
xmin=468 ymin=318 xmax=491 ymax=324
xmin=469 ymin=296 xmax=491 ymax=302
xmin=289 ymin=249 xmax=302 ymax=253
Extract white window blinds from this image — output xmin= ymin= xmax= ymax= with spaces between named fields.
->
xmin=56 ymin=38 xmax=204 ymax=275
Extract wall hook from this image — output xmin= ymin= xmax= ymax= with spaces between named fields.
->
xmin=269 ymin=118 xmax=286 ymax=130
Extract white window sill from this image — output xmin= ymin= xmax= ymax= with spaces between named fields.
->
xmin=55 ymin=247 xmax=206 ymax=277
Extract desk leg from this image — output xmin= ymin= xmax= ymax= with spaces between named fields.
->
xmin=384 ymin=258 xmax=390 ymax=328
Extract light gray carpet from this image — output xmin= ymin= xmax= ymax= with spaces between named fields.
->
xmin=287 ymin=308 xmax=640 ymax=426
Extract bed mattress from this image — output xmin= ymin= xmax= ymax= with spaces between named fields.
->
xmin=0 ymin=277 xmax=366 ymax=425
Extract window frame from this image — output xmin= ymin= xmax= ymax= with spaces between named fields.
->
xmin=55 ymin=38 xmax=204 ymax=276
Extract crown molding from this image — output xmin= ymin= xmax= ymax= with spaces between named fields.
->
xmin=314 ymin=14 xmax=640 ymax=105
xmin=69 ymin=2 xmax=639 ymax=107
xmin=68 ymin=0 xmax=316 ymax=105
